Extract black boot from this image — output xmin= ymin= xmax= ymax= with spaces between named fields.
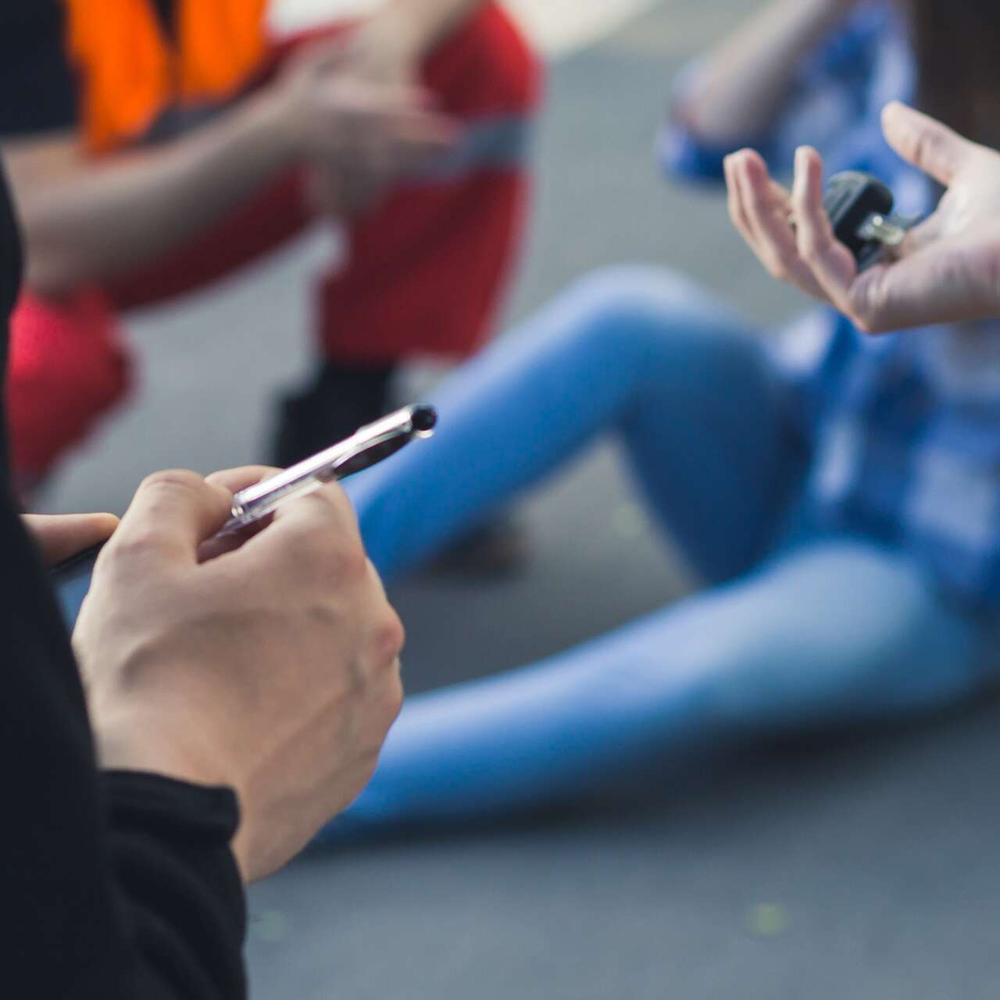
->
xmin=272 ymin=361 xmax=394 ymax=467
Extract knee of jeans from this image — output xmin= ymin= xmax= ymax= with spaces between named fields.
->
xmin=667 ymin=626 xmax=776 ymax=733
xmin=700 ymin=642 xmax=819 ymax=735
xmin=698 ymin=577 xmax=982 ymax=733
xmin=556 ymin=264 xmax=747 ymax=371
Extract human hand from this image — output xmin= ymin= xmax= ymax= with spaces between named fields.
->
xmin=73 ymin=467 xmax=404 ymax=881
xmin=274 ymin=36 xmax=458 ymax=214
xmin=22 ymin=512 xmax=118 ymax=567
xmin=337 ymin=10 xmax=426 ymax=90
xmin=725 ymin=102 xmax=1000 ymax=332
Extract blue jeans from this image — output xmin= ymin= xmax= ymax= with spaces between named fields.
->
xmin=324 ymin=265 xmax=999 ymax=836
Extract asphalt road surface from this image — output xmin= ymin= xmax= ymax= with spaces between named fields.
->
xmin=42 ymin=2 xmax=1000 ymax=997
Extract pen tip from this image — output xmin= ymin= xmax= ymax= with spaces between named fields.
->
xmin=411 ymin=405 xmax=437 ymax=434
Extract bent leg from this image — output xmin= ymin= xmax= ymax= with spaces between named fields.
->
xmin=347 ymin=264 xmax=800 ymax=583
xmin=324 ymin=538 xmax=996 ymax=836
xmin=317 ymin=1 xmax=542 ymax=363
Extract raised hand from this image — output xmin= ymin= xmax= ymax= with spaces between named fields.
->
xmin=725 ymin=102 xmax=1000 ymax=333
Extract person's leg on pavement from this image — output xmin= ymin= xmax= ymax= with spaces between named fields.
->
xmin=346 ymin=264 xmax=800 ymax=584
xmin=324 ymin=536 xmax=996 ymax=836
xmin=312 ymin=262 xmax=809 ymax=838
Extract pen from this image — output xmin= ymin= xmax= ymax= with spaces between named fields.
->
xmin=221 ymin=403 xmax=436 ymax=533
xmin=50 ymin=404 xmax=437 ymax=578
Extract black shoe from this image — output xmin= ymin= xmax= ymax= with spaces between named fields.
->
xmin=272 ymin=361 xmax=395 ymax=467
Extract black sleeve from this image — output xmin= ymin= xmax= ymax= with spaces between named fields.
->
xmin=0 ymin=0 xmax=78 ymax=137
xmin=0 ymin=163 xmax=246 ymax=998
xmin=104 ymin=773 xmax=247 ymax=999
xmin=0 ymin=506 xmax=248 ymax=1000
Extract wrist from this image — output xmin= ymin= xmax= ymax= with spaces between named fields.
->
xmin=94 ymin=708 xmax=237 ymax=796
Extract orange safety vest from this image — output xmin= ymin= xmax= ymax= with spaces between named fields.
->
xmin=64 ymin=0 xmax=269 ymax=153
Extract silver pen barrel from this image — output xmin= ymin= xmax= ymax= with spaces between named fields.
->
xmin=220 ymin=406 xmax=427 ymax=533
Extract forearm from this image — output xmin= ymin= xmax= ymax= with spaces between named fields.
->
xmin=682 ymin=0 xmax=853 ymax=144
xmin=5 ymin=88 xmax=297 ymax=297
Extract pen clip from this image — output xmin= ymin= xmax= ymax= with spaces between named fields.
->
xmin=325 ymin=427 xmax=414 ymax=480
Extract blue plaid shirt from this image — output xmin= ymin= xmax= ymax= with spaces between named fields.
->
xmin=660 ymin=2 xmax=1000 ymax=608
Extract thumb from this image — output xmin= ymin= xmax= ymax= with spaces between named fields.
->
xmin=881 ymin=101 xmax=975 ymax=186
xmin=111 ymin=470 xmax=234 ymax=564
xmin=24 ymin=512 xmax=120 ymax=567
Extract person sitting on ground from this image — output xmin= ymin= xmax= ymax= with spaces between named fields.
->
xmin=0 ymin=0 xmax=539 ymax=491
xmin=0 ymin=157 xmax=405 ymax=996
xmin=303 ymin=0 xmax=1000 ymax=837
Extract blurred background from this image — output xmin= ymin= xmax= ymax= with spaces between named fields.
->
xmin=36 ymin=0 xmax=1000 ymax=997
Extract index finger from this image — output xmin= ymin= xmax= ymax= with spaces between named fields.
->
xmin=225 ymin=478 xmax=363 ymax=580
xmin=111 ymin=469 xmax=233 ymax=565
xmin=737 ymin=150 xmax=828 ymax=299
xmin=205 ymin=465 xmax=279 ymax=494
xmin=199 ymin=466 xmax=281 ymax=562
xmin=791 ymin=146 xmax=860 ymax=313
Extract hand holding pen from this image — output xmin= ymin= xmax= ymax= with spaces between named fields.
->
xmin=222 ymin=404 xmax=436 ymax=533
xmin=72 ymin=431 xmax=418 ymax=880
xmin=51 ymin=404 xmax=437 ymax=585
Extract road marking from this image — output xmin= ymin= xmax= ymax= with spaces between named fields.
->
xmin=502 ymin=0 xmax=660 ymax=56
xmin=268 ymin=0 xmax=660 ymax=56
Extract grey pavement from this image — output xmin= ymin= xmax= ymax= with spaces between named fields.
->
xmin=43 ymin=2 xmax=1000 ymax=997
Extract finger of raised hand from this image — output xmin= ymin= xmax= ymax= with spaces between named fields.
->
xmin=738 ymin=150 xmax=829 ymax=298
xmin=724 ymin=151 xmax=756 ymax=249
xmin=791 ymin=146 xmax=859 ymax=311
xmin=881 ymin=101 xmax=975 ymax=187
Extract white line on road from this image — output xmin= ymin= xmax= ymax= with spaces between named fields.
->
xmin=502 ymin=0 xmax=660 ymax=56
xmin=268 ymin=0 xmax=661 ymax=56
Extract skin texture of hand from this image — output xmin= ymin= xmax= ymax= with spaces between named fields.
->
xmin=73 ymin=467 xmax=405 ymax=882
xmin=22 ymin=512 xmax=119 ymax=567
xmin=725 ymin=101 xmax=1000 ymax=333
xmin=275 ymin=34 xmax=459 ymax=215
xmin=340 ymin=11 xmax=424 ymax=89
